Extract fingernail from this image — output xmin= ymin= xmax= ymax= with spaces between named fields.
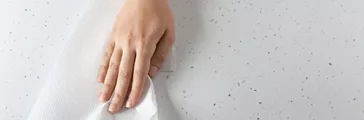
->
xmin=97 ymin=78 xmax=102 ymax=83
xmin=149 ymin=66 xmax=159 ymax=77
xmin=126 ymin=99 xmax=132 ymax=108
xmin=109 ymin=103 xmax=118 ymax=113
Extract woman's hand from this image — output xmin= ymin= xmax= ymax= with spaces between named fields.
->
xmin=97 ymin=0 xmax=174 ymax=113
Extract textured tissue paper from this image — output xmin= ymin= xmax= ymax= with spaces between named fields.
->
xmin=27 ymin=0 xmax=175 ymax=119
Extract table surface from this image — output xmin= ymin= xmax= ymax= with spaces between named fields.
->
xmin=1 ymin=0 xmax=364 ymax=120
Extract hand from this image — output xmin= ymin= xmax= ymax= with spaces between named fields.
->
xmin=97 ymin=0 xmax=174 ymax=113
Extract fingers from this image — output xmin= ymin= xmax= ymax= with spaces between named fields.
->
xmin=109 ymin=50 xmax=136 ymax=113
xmin=97 ymin=41 xmax=115 ymax=83
xmin=99 ymin=48 xmax=122 ymax=102
xmin=127 ymin=47 xmax=155 ymax=108
xmin=149 ymin=24 xmax=175 ymax=77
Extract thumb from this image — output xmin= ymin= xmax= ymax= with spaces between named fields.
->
xmin=149 ymin=25 xmax=175 ymax=77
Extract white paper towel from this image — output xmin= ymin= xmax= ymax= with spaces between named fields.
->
xmin=27 ymin=0 xmax=175 ymax=119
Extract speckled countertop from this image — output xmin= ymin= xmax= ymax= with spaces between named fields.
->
xmin=1 ymin=0 xmax=364 ymax=120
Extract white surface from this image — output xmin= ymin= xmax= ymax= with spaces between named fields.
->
xmin=1 ymin=0 xmax=364 ymax=120
xmin=27 ymin=0 xmax=158 ymax=119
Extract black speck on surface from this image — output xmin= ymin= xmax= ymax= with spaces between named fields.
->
xmin=353 ymin=98 xmax=356 ymax=100
xmin=26 ymin=94 xmax=28 ymax=96
xmin=329 ymin=63 xmax=332 ymax=66
xmin=259 ymin=102 xmax=262 ymax=104
xmin=228 ymin=94 xmax=231 ymax=97
xmin=24 ymin=76 xmax=27 ymax=78
xmin=190 ymin=66 xmax=194 ymax=68
xmin=237 ymin=82 xmax=240 ymax=86
xmin=213 ymin=103 xmax=216 ymax=106
xmin=305 ymin=77 xmax=308 ymax=80
xmin=183 ymin=90 xmax=186 ymax=94
xmin=210 ymin=19 xmax=214 ymax=23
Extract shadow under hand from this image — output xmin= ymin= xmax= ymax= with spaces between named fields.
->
xmin=154 ymin=0 xmax=205 ymax=120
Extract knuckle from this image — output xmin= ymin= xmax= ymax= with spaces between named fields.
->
xmin=109 ymin=62 xmax=119 ymax=70
xmin=134 ymin=70 xmax=146 ymax=77
xmin=104 ymin=52 xmax=111 ymax=59
xmin=117 ymin=77 xmax=130 ymax=86
xmin=103 ymin=83 xmax=114 ymax=90
xmin=99 ymin=64 xmax=108 ymax=71
xmin=124 ymin=39 xmax=133 ymax=47
xmin=136 ymin=40 xmax=147 ymax=50
xmin=113 ymin=92 xmax=123 ymax=102
xmin=116 ymin=35 xmax=133 ymax=48
xmin=118 ymin=70 xmax=131 ymax=79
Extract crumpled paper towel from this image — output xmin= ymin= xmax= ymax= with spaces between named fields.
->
xmin=27 ymin=0 xmax=175 ymax=119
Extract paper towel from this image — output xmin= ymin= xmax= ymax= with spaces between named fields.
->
xmin=27 ymin=0 xmax=175 ymax=119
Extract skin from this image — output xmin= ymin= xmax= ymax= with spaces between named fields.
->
xmin=97 ymin=0 xmax=174 ymax=113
